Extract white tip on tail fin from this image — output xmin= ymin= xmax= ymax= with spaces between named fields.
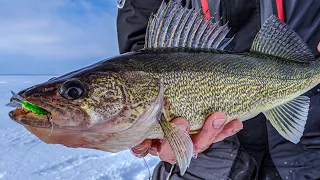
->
xmin=264 ymin=96 xmax=310 ymax=144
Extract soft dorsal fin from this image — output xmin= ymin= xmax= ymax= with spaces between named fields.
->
xmin=250 ymin=15 xmax=314 ymax=62
xmin=144 ymin=0 xmax=232 ymax=50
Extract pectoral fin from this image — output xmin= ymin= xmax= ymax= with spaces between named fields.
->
xmin=159 ymin=113 xmax=193 ymax=176
xmin=263 ymin=96 xmax=310 ymax=144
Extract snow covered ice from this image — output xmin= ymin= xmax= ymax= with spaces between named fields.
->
xmin=0 ymin=76 xmax=159 ymax=180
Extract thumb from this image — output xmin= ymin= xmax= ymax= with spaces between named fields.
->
xmin=130 ymin=139 xmax=152 ymax=158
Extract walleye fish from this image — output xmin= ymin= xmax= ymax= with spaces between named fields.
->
xmin=7 ymin=0 xmax=320 ymax=175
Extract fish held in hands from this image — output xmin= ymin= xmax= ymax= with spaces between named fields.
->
xmin=7 ymin=0 xmax=320 ymax=175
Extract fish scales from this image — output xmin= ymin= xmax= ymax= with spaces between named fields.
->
xmin=107 ymin=50 xmax=320 ymax=130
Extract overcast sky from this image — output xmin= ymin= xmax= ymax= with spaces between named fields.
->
xmin=0 ymin=0 xmax=119 ymax=75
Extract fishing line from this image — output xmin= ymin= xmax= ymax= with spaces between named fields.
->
xmin=12 ymin=140 xmax=42 ymax=180
xmin=12 ymin=114 xmax=54 ymax=180
xmin=166 ymin=164 xmax=175 ymax=180
xmin=143 ymin=157 xmax=151 ymax=180
xmin=48 ymin=114 xmax=54 ymax=136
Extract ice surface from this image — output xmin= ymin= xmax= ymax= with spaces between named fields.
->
xmin=0 ymin=76 xmax=159 ymax=180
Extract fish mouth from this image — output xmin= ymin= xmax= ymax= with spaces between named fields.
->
xmin=8 ymin=100 xmax=57 ymax=128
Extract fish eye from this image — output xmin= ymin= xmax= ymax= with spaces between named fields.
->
xmin=60 ymin=79 xmax=85 ymax=100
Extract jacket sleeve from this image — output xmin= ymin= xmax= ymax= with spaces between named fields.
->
xmin=152 ymin=136 xmax=258 ymax=180
xmin=116 ymin=0 xmax=163 ymax=54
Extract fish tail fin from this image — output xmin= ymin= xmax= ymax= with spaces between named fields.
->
xmin=159 ymin=115 xmax=193 ymax=175
xmin=263 ymin=96 xmax=310 ymax=144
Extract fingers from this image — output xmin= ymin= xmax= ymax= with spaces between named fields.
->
xmin=318 ymin=42 xmax=320 ymax=52
xmin=131 ymin=118 xmax=190 ymax=164
xmin=158 ymin=139 xmax=176 ymax=163
xmin=211 ymin=119 xmax=243 ymax=143
xmin=148 ymin=140 xmax=160 ymax=156
xmin=130 ymin=113 xmax=244 ymax=163
xmin=191 ymin=112 xmax=227 ymax=153
xmin=191 ymin=112 xmax=243 ymax=154
xmin=130 ymin=139 xmax=152 ymax=158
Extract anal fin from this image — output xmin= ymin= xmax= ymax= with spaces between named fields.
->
xmin=263 ymin=96 xmax=310 ymax=144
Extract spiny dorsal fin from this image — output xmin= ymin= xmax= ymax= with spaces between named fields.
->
xmin=145 ymin=0 xmax=232 ymax=50
xmin=251 ymin=15 xmax=314 ymax=62
xmin=263 ymin=96 xmax=310 ymax=144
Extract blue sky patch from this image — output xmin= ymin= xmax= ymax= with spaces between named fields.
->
xmin=0 ymin=0 xmax=119 ymax=75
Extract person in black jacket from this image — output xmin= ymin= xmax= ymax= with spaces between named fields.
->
xmin=117 ymin=0 xmax=320 ymax=179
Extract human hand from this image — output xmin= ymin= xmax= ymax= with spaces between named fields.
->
xmin=318 ymin=42 xmax=320 ymax=52
xmin=130 ymin=112 xmax=243 ymax=163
